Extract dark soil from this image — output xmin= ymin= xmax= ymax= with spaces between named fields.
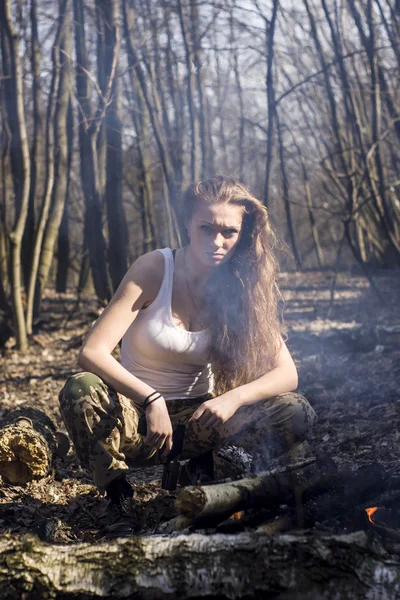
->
xmin=1 ymin=269 xmax=399 ymax=543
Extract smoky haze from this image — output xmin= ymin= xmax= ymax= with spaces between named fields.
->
xmin=0 ymin=0 xmax=399 ymax=351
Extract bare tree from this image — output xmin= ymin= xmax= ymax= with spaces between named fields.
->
xmin=26 ymin=0 xmax=72 ymax=332
xmin=96 ymin=0 xmax=128 ymax=292
xmin=0 ymin=0 xmax=31 ymax=350
xmin=73 ymin=0 xmax=111 ymax=301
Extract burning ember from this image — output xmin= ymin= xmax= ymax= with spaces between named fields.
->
xmin=231 ymin=511 xmax=244 ymax=520
xmin=365 ymin=507 xmax=378 ymax=523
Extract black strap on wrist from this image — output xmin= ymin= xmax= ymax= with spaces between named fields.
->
xmin=143 ymin=391 xmax=162 ymax=410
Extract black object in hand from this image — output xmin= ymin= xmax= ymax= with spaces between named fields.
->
xmin=138 ymin=417 xmax=186 ymax=491
xmin=138 ymin=417 xmax=186 ymax=461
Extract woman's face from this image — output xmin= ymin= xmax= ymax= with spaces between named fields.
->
xmin=186 ymin=200 xmax=244 ymax=268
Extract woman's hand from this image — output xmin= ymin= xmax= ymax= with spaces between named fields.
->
xmin=144 ymin=398 xmax=173 ymax=458
xmin=189 ymin=392 xmax=241 ymax=428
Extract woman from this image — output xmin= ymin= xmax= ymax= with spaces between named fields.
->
xmin=59 ymin=176 xmax=317 ymax=518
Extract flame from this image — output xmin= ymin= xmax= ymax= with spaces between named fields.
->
xmin=365 ymin=506 xmax=378 ymax=523
xmin=232 ymin=511 xmax=244 ymax=520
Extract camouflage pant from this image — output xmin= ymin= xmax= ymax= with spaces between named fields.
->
xmin=59 ymin=372 xmax=317 ymax=492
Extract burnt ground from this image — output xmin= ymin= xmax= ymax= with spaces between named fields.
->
xmin=0 ymin=269 xmax=399 ymax=544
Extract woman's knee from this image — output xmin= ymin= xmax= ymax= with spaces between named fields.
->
xmin=59 ymin=371 xmax=106 ymax=414
xmin=275 ymin=392 xmax=318 ymax=439
xmin=60 ymin=371 xmax=105 ymax=398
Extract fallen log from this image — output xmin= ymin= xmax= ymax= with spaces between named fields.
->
xmin=176 ymin=460 xmax=316 ymax=520
xmin=157 ymin=515 xmax=193 ymax=534
xmin=0 ymin=531 xmax=399 ymax=599
xmin=0 ymin=403 xmax=69 ymax=484
xmin=176 ymin=462 xmax=389 ymax=525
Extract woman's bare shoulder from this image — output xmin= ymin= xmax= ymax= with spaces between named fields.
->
xmin=124 ymin=250 xmax=165 ymax=304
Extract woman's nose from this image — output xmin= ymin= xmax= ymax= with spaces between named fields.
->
xmin=212 ymin=233 xmax=224 ymax=248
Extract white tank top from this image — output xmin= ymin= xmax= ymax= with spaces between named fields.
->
xmin=120 ymin=248 xmax=214 ymax=401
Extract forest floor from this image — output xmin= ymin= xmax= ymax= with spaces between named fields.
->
xmin=0 ymin=269 xmax=399 ymax=544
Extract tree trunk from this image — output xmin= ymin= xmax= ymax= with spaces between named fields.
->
xmin=0 ymin=0 xmax=31 ymax=350
xmin=190 ymin=0 xmax=213 ymax=178
xmin=177 ymin=0 xmax=200 ymax=182
xmin=263 ymin=0 xmax=279 ymax=207
xmin=73 ymin=0 xmax=111 ymax=302
xmin=289 ymin=128 xmax=324 ymax=268
xmin=56 ymin=98 xmax=73 ymax=293
xmin=230 ymin=9 xmax=245 ymax=182
xmin=0 ymin=158 xmax=10 ymax=303
xmin=162 ymin=0 xmax=184 ymax=189
xmin=34 ymin=3 xmax=73 ymax=314
xmin=125 ymin=71 xmax=157 ymax=254
xmin=0 ymin=531 xmax=399 ymax=599
xmin=123 ymin=1 xmax=179 ymax=246
xmin=275 ymin=109 xmax=301 ymax=268
xmin=22 ymin=0 xmax=46 ymax=292
xmin=96 ymin=0 xmax=128 ymax=292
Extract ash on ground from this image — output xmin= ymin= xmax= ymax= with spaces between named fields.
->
xmin=0 ymin=269 xmax=399 ymax=543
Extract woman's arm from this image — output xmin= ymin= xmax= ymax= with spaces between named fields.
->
xmin=78 ymin=251 xmax=164 ymax=404
xmin=190 ymin=340 xmax=298 ymax=426
xmin=78 ymin=250 xmax=174 ymax=455
xmin=231 ymin=340 xmax=298 ymax=407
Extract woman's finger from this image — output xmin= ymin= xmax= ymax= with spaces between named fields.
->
xmin=165 ymin=435 xmax=173 ymax=454
xmin=146 ymin=432 xmax=161 ymax=445
xmin=189 ymin=404 xmax=206 ymax=422
xmin=196 ymin=410 xmax=213 ymax=426
xmin=161 ymin=435 xmax=173 ymax=459
xmin=203 ymin=414 xmax=219 ymax=429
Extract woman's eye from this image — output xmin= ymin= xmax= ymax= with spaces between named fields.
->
xmin=201 ymin=226 xmax=213 ymax=233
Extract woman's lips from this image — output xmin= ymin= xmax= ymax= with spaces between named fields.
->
xmin=207 ymin=252 xmax=224 ymax=257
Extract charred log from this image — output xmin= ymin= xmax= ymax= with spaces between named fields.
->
xmin=176 ymin=460 xmax=325 ymax=521
xmin=176 ymin=463 xmax=390 ymax=527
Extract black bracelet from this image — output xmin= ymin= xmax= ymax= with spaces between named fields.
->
xmin=143 ymin=391 xmax=162 ymax=410
xmin=145 ymin=394 xmax=162 ymax=409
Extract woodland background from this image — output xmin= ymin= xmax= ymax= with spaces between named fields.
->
xmin=1 ymin=0 xmax=400 ymax=352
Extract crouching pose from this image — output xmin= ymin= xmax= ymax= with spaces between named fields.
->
xmin=59 ymin=176 xmax=317 ymax=522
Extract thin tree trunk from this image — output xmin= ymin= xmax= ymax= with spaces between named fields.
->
xmin=375 ymin=0 xmax=400 ymax=66
xmin=162 ymin=0 xmax=184 ymax=188
xmin=123 ymin=0 xmax=179 ymax=245
xmin=365 ymin=0 xmax=400 ymax=261
xmin=125 ymin=72 xmax=156 ymax=254
xmin=34 ymin=3 xmax=73 ymax=315
xmin=97 ymin=0 xmax=128 ymax=292
xmin=22 ymin=0 xmax=45 ymax=292
xmin=73 ymin=0 xmax=111 ymax=302
xmin=143 ymin=0 xmax=173 ymax=159
xmin=347 ymin=0 xmax=400 ymax=143
xmin=25 ymin=0 xmax=69 ymax=333
xmin=0 ymin=0 xmax=31 ymax=350
xmin=190 ymin=0 xmax=213 ymax=178
xmin=230 ymin=8 xmax=245 ymax=181
xmin=275 ymin=109 xmax=301 ymax=268
xmin=56 ymin=98 xmax=73 ymax=293
xmin=263 ymin=0 xmax=279 ymax=207
xmin=289 ymin=129 xmax=324 ymax=268
xmin=0 ymin=147 xmax=11 ymax=299
xmin=213 ymin=24 xmax=228 ymax=173
xmin=319 ymin=0 xmax=388 ymax=264
xmin=177 ymin=0 xmax=200 ymax=182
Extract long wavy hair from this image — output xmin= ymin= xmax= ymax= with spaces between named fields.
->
xmin=180 ymin=176 xmax=284 ymax=396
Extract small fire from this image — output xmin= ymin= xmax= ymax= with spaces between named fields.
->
xmin=365 ymin=506 xmax=378 ymax=524
xmin=232 ymin=511 xmax=244 ymax=520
